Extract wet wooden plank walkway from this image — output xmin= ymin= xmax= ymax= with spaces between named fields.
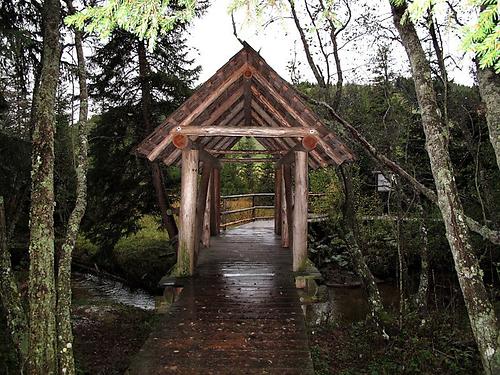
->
xmin=128 ymin=221 xmax=314 ymax=375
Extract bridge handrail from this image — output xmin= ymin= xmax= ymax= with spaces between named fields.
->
xmin=220 ymin=192 xmax=327 ymax=229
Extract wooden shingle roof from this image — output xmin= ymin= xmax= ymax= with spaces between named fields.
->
xmin=136 ymin=43 xmax=355 ymax=169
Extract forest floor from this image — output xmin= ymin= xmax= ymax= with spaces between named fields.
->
xmin=309 ymin=304 xmax=484 ymax=374
xmin=308 ymin=259 xmax=492 ymax=374
xmin=71 ymin=291 xmax=157 ymax=374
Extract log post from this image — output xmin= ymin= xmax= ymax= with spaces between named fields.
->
xmin=293 ymin=151 xmax=308 ymax=271
xmin=284 ymin=164 xmax=293 ymax=248
xmin=282 ymin=164 xmax=293 ymax=248
xmin=209 ymin=168 xmax=218 ymax=236
xmin=177 ymin=148 xmax=199 ymax=276
xmin=280 ymin=170 xmax=289 ymax=247
xmin=195 ymin=165 xmax=212 ymax=259
xmin=274 ymin=167 xmax=282 ymax=235
xmin=213 ymin=168 xmax=221 ymax=234
xmin=202 ymin=182 xmax=211 ymax=248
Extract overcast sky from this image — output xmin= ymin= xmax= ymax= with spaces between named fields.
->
xmin=186 ymin=0 xmax=475 ymax=87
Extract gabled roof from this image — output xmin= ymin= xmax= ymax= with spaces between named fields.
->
xmin=136 ymin=42 xmax=355 ymax=169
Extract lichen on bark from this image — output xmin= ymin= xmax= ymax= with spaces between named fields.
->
xmin=476 ymin=65 xmax=500 ymax=171
xmin=26 ymin=0 xmax=61 ymax=372
xmin=0 ymin=196 xmax=28 ymax=368
xmin=55 ymin=2 xmax=89 ymax=373
xmin=391 ymin=2 xmax=500 ymax=373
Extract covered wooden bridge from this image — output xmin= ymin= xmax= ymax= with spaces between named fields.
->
xmin=133 ymin=43 xmax=354 ymax=374
xmin=136 ymin=43 xmax=354 ymax=277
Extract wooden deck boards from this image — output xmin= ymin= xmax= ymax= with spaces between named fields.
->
xmin=128 ymin=221 xmax=314 ymax=375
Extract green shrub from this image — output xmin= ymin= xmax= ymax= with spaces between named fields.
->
xmin=112 ymin=216 xmax=175 ymax=290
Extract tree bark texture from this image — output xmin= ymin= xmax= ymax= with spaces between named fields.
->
xmin=56 ymin=2 xmax=87 ymax=372
xmin=27 ymin=0 xmax=61 ymax=372
xmin=138 ymin=41 xmax=178 ymax=239
xmin=176 ymin=149 xmax=199 ymax=276
xmin=0 ymin=196 xmax=28 ymax=368
xmin=292 ymin=151 xmax=308 ymax=271
xmin=392 ymin=3 xmax=499 ymax=373
xmin=476 ymin=65 xmax=500 ymax=171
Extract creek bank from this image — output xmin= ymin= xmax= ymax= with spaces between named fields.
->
xmin=72 ymin=303 xmax=155 ymax=374
xmin=71 ymin=272 xmax=159 ymax=374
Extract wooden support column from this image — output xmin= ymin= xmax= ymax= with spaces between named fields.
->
xmin=209 ymin=168 xmax=218 ymax=236
xmin=293 ymin=151 xmax=308 ymax=272
xmin=195 ymin=165 xmax=212 ymax=259
xmin=282 ymin=164 xmax=293 ymax=248
xmin=274 ymin=167 xmax=282 ymax=235
xmin=202 ymin=182 xmax=211 ymax=248
xmin=178 ymin=148 xmax=199 ymax=276
xmin=213 ymin=168 xmax=221 ymax=235
xmin=280 ymin=168 xmax=288 ymax=247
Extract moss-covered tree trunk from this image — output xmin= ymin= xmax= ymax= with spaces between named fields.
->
xmin=137 ymin=40 xmax=178 ymax=239
xmin=476 ymin=65 xmax=500 ymax=171
xmin=338 ymin=165 xmax=386 ymax=329
xmin=27 ymin=0 xmax=61 ymax=372
xmin=391 ymin=2 xmax=499 ymax=373
xmin=0 ymin=196 xmax=28 ymax=368
xmin=55 ymin=2 xmax=87 ymax=373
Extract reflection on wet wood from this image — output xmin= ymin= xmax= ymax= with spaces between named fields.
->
xmin=129 ymin=221 xmax=314 ymax=374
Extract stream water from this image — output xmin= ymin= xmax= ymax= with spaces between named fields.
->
xmin=72 ymin=273 xmax=155 ymax=310
xmin=304 ymin=284 xmax=399 ymax=325
xmin=72 ymin=272 xmax=399 ymax=325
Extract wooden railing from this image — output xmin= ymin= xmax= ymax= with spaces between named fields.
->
xmin=220 ymin=192 xmax=327 ymax=229
xmin=220 ymin=193 xmax=274 ymax=229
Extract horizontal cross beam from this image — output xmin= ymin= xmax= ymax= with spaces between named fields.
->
xmin=220 ymin=157 xmax=278 ymax=163
xmin=206 ymin=149 xmax=285 ymax=155
xmin=172 ymin=126 xmax=318 ymax=138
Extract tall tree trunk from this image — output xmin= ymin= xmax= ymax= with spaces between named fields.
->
xmin=27 ymin=0 xmax=61 ymax=372
xmin=0 ymin=196 xmax=28 ymax=369
xmin=476 ymin=65 xmax=500 ymax=171
xmin=338 ymin=165 xmax=386 ymax=329
xmin=137 ymin=41 xmax=178 ymax=239
xmin=391 ymin=3 xmax=499 ymax=373
xmin=56 ymin=2 xmax=88 ymax=373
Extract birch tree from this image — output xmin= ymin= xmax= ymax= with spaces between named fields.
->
xmin=390 ymin=1 xmax=499 ymax=373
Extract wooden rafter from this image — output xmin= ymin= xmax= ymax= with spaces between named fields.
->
xmin=136 ymin=43 xmax=355 ymax=169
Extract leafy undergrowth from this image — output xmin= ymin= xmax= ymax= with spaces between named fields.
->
xmin=75 ymin=216 xmax=176 ymax=291
xmin=309 ymin=310 xmax=482 ymax=375
xmin=112 ymin=216 xmax=176 ymax=290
